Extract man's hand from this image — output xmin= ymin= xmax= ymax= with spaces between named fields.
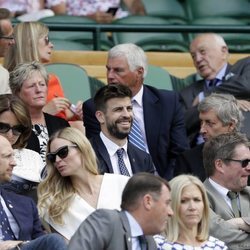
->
xmin=227 ymin=218 xmax=250 ymax=233
xmin=0 ymin=240 xmax=23 ymax=250
xmin=237 ymin=100 xmax=250 ymax=112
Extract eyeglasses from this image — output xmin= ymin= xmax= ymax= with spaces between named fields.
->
xmin=223 ymin=158 xmax=250 ymax=168
xmin=47 ymin=145 xmax=78 ymax=163
xmin=0 ymin=36 xmax=14 ymax=40
xmin=0 ymin=122 xmax=25 ymax=136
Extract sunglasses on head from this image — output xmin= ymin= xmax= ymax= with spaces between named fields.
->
xmin=47 ymin=145 xmax=78 ymax=163
xmin=224 ymin=158 xmax=250 ymax=168
xmin=0 ymin=122 xmax=25 ymax=136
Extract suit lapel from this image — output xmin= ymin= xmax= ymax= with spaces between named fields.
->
xmin=120 ymin=212 xmax=133 ymax=250
xmin=239 ymin=189 xmax=250 ymax=216
xmin=91 ymin=136 xmax=114 ymax=174
xmin=142 ymin=86 xmax=161 ymax=153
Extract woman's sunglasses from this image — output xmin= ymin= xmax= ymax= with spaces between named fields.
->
xmin=0 ymin=122 xmax=25 ymax=136
xmin=47 ymin=145 xmax=78 ymax=163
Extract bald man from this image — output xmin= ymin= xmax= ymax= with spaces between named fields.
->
xmin=179 ymin=33 xmax=250 ymax=146
xmin=0 ymin=135 xmax=67 ymax=250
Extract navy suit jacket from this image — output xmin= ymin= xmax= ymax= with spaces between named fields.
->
xmin=1 ymin=188 xmax=44 ymax=240
xmin=90 ymin=135 xmax=155 ymax=174
xmin=174 ymin=143 xmax=205 ymax=181
xmin=83 ymin=85 xmax=189 ymax=179
xmin=180 ymin=57 xmax=250 ymax=145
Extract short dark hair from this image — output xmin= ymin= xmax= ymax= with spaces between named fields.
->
xmin=121 ymin=172 xmax=170 ymax=211
xmin=203 ymin=132 xmax=250 ymax=176
xmin=94 ymin=84 xmax=132 ymax=112
xmin=0 ymin=8 xmax=11 ymax=20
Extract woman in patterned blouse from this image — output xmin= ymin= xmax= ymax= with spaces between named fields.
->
xmin=155 ymin=175 xmax=228 ymax=250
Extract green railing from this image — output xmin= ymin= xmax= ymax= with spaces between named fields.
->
xmin=45 ymin=23 xmax=250 ymax=50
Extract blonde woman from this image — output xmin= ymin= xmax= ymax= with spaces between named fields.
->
xmin=155 ymin=175 xmax=228 ymax=249
xmin=38 ymin=127 xmax=129 ymax=241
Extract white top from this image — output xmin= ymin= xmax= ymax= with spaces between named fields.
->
xmin=42 ymin=173 xmax=129 ymax=240
xmin=12 ymin=148 xmax=44 ymax=183
xmin=0 ymin=66 xmax=11 ymax=94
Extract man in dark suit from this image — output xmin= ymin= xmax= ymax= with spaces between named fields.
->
xmin=180 ymin=33 xmax=250 ymax=146
xmin=83 ymin=43 xmax=189 ymax=179
xmin=0 ymin=135 xmax=67 ymax=250
xmin=202 ymin=132 xmax=250 ymax=250
xmin=68 ymin=172 xmax=173 ymax=250
xmin=174 ymin=93 xmax=243 ymax=181
xmin=92 ymin=84 xmax=155 ymax=175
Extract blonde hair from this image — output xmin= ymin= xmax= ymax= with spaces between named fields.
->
xmin=165 ymin=175 xmax=210 ymax=242
xmin=38 ymin=127 xmax=99 ymax=225
xmin=4 ymin=21 xmax=49 ymax=71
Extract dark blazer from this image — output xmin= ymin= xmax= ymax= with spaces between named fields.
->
xmin=90 ymin=135 xmax=155 ymax=174
xmin=26 ymin=112 xmax=70 ymax=153
xmin=180 ymin=57 xmax=250 ymax=145
xmin=83 ymin=85 xmax=189 ymax=179
xmin=204 ymin=179 xmax=250 ymax=250
xmin=68 ymin=209 xmax=157 ymax=250
xmin=1 ymin=188 xmax=44 ymax=241
xmin=174 ymin=143 xmax=205 ymax=181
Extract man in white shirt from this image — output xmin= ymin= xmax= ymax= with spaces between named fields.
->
xmin=203 ymin=132 xmax=250 ymax=250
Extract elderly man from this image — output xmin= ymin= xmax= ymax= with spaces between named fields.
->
xmin=203 ymin=132 xmax=250 ymax=250
xmin=0 ymin=8 xmax=14 ymax=94
xmin=180 ymin=33 xmax=250 ymax=146
xmin=68 ymin=172 xmax=173 ymax=250
xmin=174 ymin=93 xmax=243 ymax=181
xmin=0 ymin=135 xmax=67 ymax=250
xmin=83 ymin=43 xmax=189 ymax=179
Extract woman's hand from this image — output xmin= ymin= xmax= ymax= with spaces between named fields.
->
xmin=43 ymin=97 xmax=71 ymax=115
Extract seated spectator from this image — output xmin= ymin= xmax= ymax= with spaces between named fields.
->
xmin=38 ymin=127 xmax=129 ymax=241
xmin=179 ymin=33 xmax=250 ymax=147
xmin=155 ymin=174 xmax=228 ymax=249
xmin=68 ymin=172 xmax=173 ymax=249
xmin=91 ymin=84 xmax=155 ymax=175
xmin=47 ymin=0 xmax=146 ymax=23
xmin=0 ymin=94 xmax=44 ymax=202
xmin=4 ymin=21 xmax=83 ymax=125
xmin=0 ymin=8 xmax=14 ymax=94
xmin=203 ymin=132 xmax=250 ymax=249
xmin=9 ymin=61 xmax=69 ymax=164
xmin=0 ymin=135 xmax=67 ymax=250
xmin=0 ymin=0 xmax=54 ymax=21
xmin=83 ymin=43 xmax=189 ymax=180
xmin=174 ymin=93 xmax=243 ymax=181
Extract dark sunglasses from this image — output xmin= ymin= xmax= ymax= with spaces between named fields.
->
xmin=47 ymin=145 xmax=78 ymax=163
xmin=224 ymin=158 xmax=250 ymax=168
xmin=0 ymin=122 xmax=25 ymax=136
xmin=0 ymin=36 xmax=14 ymax=40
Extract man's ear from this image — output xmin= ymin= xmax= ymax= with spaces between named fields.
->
xmin=95 ymin=110 xmax=105 ymax=124
xmin=215 ymin=159 xmax=225 ymax=174
xmin=137 ymin=66 xmax=144 ymax=78
xmin=228 ymin=121 xmax=236 ymax=132
xmin=142 ymin=194 xmax=153 ymax=211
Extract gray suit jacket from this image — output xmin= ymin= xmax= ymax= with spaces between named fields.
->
xmin=204 ymin=179 xmax=250 ymax=250
xmin=68 ymin=209 xmax=157 ymax=250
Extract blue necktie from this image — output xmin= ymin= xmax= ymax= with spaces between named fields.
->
xmin=0 ymin=198 xmax=16 ymax=240
xmin=208 ymin=78 xmax=219 ymax=90
xmin=116 ymin=148 xmax=130 ymax=176
xmin=129 ymin=118 xmax=146 ymax=152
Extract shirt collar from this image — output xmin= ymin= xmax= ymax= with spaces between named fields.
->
xmin=208 ymin=177 xmax=230 ymax=198
xmin=205 ymin=63 xmax=228 ymax=84
xmin=132 ymin=85 xmax=143 ymax=107
xmin=125 ymin=211 xmax=143 ymax=237
xmin=100 ymin=132 xmax=128 ymax=157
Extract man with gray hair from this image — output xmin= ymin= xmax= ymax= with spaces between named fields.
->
xmin=203 ymin=132 xmax=250 ymax=249
xmin=83 ymin=43 xmax=189 ymax=180
xmin=174 ymin=93 xmax=243 ymax=181
xmin=179 ymin=33 xmax=250 ymax=146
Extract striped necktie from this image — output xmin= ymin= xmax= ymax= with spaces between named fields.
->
xmin=0 ymin=197 xmax=16 ymax=240
xmin=129 ymin=118 xmax=146 ymax=152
